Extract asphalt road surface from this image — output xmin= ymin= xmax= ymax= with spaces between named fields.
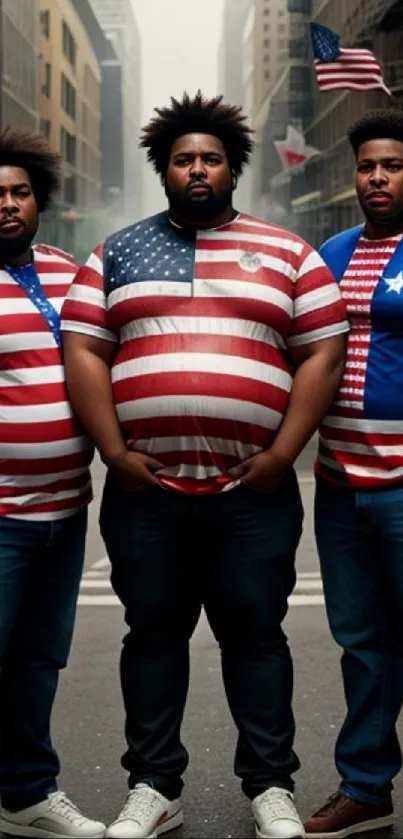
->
xmin=4 ymin=440 xmax=403 ymax=838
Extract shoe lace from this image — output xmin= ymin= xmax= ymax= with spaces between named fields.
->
xmin=47 ymin=792 xmax=87 ymax=825
xmin=119 ymin=786 xmax=160 ymax=824
xmin=258 ymin=789 xmax=298 ymax=820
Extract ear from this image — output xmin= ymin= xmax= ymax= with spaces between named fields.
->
xmin=232 ymin=172 xmax=238 ymax=190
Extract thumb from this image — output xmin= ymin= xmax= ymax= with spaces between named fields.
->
xmin=228 ymin=461 xmax=250 ymax=479
xmin=145 ymin=456 xmax=165 ymax=471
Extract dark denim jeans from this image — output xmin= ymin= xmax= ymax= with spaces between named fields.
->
xmin=315 ymin=478 xmax=403 ymax=804
xmin=0 ymin=509 xmax=87 ymax=810
xmin=100 ymin=473 xmax=303 ymax=801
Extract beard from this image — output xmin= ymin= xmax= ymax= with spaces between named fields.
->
xmin=165 ymin=182 xmax=233 ymax=222
xmin=0 ymin=225 xmax=36 ymax=262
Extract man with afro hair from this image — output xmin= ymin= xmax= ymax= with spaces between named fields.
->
xmin=62 ymin=92 xmax=348 ymax=839
xmin=0 ymin=127 xmax=105 ymax=838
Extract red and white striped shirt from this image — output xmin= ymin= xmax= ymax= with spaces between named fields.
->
xmin=62 ymin=212 xmax=348 ymax=494
xmin=0 ymin=245 xmax=93 ymax=520
xmin=318 ymin=235 xmax=403 ymax=487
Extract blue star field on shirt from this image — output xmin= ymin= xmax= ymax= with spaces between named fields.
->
xmin=103 ymin=213 xmax=196 ymax=294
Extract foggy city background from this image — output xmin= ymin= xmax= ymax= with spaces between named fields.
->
xmin=5 ymin=0 xmax=401 ymax=263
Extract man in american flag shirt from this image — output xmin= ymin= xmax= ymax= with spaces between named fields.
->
xmin=305 ymin=110 xmax=403 ymax=838
xmin=62 ymin=92 xmax=348 ymax=839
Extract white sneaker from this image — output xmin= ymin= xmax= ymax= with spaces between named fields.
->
xmin=252 ymin=787 xmax=304 ymax=838
xmin=0 ymin=791 xmax=106 ymax=837
xmin=106 ymin=784 xmax=183 ymax=839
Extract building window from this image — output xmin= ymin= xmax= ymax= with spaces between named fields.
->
xmin=264 ymin=70 xmax=271 ymax=80
xmin=278 ymin=8 xmax=285 ymax=15
xmin=287 ymin=0 xmax=311 ymax=12
xmin=62 ymin=22 xmax=76 ymax=70
xmin=42 ymin=62 xmax=51 ymax=98
xmin=263 ymin=8 xmax=269 ymax=15
xmin=263 ymin=54 xmax=270 ymax=63
xmin=61 ymin=73 xmax=76 ymax=119
xmin=61 ymin=127 xmax=77 ymax=165
xmin=278 ymin=24 xmax=286 ymax=33
xmin=40 ymin=119 xmax=51 ymax=141
xmin=82 ymin=102 xmax=88 ymax=138
xmin=264 ymin=23 xmax=270 ymax=31
xmin=64 ymin=175 xmax=77 ymax=205
xmin=40 ymin=10 xmax=50 ymax=38
xmin=290 ymin=65 xmax=311 ymax=93
xmin=263 ymin=38 xmax=270 ymax=47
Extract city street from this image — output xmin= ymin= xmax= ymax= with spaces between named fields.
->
xmin=29 ymin=444 xmax=403 ymax=838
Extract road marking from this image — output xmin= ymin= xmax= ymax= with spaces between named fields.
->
xmin=80 ymin=579 xmax=112 ymax=589
xmin=79 ymin=577 xmax=323 ymax=592
xmin=81 ymin=557 xmax=324 ymax=605
xmin=88 ymin=556 xmax=110 ymax=570
xmin=84 ymin=561 xmax=322 ymax=581
xmin=77 ymin=593 xmax=325 ymax=607
xmin=81 ymin=570 xmax=323 ymax=594
xmin=294 ymin=579 xmax=323 ymax=591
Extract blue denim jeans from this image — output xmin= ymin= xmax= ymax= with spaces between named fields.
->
xmin=100 ymin=473 xmax=303 ymax=800
xmin=0 ymin=509 xmax=87 ymax=810
xmin=315 ymin=478 xmax=403 ymax=804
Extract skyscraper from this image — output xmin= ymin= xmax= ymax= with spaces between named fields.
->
xmin=89 ymin=0 xmax=142 ymax=219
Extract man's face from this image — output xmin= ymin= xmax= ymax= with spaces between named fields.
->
xmin=165 ymin=133 xmax=233 ymax=222
xmin=0 ymin=166 xmax=38 ymax=259
xmin=356 ymin=138 xmax=403 ymax=225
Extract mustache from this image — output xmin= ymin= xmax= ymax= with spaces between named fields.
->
xmin=0 ymin=213 xmax=26 ymax=230
xmin=186 ymin=180 xmax=212 ymax=190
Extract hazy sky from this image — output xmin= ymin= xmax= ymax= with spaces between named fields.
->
xmin=133 ymin=0 xmax=225 ymax=216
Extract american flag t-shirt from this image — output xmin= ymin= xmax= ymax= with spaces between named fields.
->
xmin=318 ymin=234 xmax=403 ymax=489
xmin=310 ymin=22 xmax=391 ymax=96
xmin=62 ymin=212 xmax=348 ymax=495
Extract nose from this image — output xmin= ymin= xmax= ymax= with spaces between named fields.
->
xmin=0 ymin=192 xmax=18 ymax=213
xmin=189 ymin=156 xmax=207 ymax=179
xmin=369 ymin=166 xmax=387 ymax=186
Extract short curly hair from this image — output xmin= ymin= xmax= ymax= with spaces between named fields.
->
xmin=348 ymin=109 xmax=403 ymax=157
xmin=0 ymin=127 xmax=61 ymax=212
xmin=140 ymin=91 xmax=254 ymax=180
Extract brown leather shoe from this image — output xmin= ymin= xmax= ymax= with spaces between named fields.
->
xmin=304 ymin=793 xmax=393 ymax=838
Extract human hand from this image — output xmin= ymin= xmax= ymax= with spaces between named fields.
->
xmin=228 ymin=450 xmax=292 ymax=493
xmin=107 ymin=450 xmax=164 ymax=491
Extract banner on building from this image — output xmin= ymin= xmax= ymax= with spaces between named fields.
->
xmin=274 ymin=125 xmax=321 ymax=169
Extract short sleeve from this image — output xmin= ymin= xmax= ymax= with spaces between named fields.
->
xmin=61 ymin=243 xmax=117 ymax=343
xmin=287 ymin=244 xmax=349 ymax=346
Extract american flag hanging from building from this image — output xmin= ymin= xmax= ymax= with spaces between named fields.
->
xmin=309 ymin=22 xmax=392 ymax=96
